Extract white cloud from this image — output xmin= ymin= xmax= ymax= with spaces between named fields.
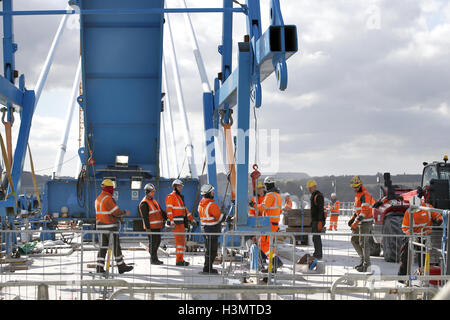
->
xmin=1 ymin=0 xmax=449 ymax=179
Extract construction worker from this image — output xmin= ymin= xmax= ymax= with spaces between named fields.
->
xmin=166 ymin=179 xmax=198 ymax=266
xmin=328 ymin=193 xmax=341 ymax=231
xmin=307 ymin=179 xmax=325 ymax=259
xmin=95 ymin=179 xmax=133 ymax=274
xmin=198 ymin=184 xmax=225 ymax=274
xmin=249 ymin=181 xmax=266 ymax=217
xmin=348 ymin=176 xmax=375 ymax=272
xmin=398 ymin=188 xmax=443 ymax=277
xmin=257 ymin=176 xmax=283 ymax=272
xmin=138 ymin=183 xmax=166 ymax=265
xmin=284 ymin=193 xmax=293 ymax=211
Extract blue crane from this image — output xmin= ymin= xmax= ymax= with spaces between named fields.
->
xmin=0 ymin=0 xmax=298 ymax=253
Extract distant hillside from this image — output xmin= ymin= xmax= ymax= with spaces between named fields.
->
xmin=276 ymin=174 xmax=422 ymax=203
xmin=20 ymin=171 xmax=51 ymax=194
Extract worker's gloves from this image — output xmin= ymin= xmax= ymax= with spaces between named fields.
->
xmin=351 ymin=220 xmax=360 ymax=230
xmin=225 ymin=215 xmax=234 ymax=223
xmin=166 ymin=220 xmax=174 ymax=228
xmin=372 ymin=200 xmax=383 ymax=209
xmin=190 ymin=220 xmax=199 ymax=228
xmin=317 ymin=221 xmax=324 ymax=232
xmin=248 ymin=200 xmax=256 ymax=208
xmin=434 ymin=217 xmax=444 ymax=226
xmin=348 ymin=216 xmax=356 ymax=227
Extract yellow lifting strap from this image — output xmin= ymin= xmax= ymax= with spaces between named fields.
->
xmin=0 ymin=133 xmax=17 ymax=205
xmin=27 ymin=144 xmax=42 ymax=209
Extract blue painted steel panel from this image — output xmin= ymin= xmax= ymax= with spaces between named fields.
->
xmin=0 ymin=75 xmax=23 ymax=106
xmin=79 ymin=0 xmax=165 ymax=173
xmin=46 ymin=178 xmax=200 ymax=221
xmin=235 ymin=43 xmax=251 ymax=227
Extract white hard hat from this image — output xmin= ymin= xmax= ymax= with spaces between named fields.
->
xmin=264 ymin=176 xmax=275 ymax=184
xmin=200 ymin=184 xmax=215 ymax=196
xmin=144 ymin=183 xmax=155 ymax=193
xmin=331 ymin=193 xmax=336 ymax=198
xmin=172 ymin=179 xmax=184 ymax=187
xmin=285 ymin=193 xmax=290 ymax=197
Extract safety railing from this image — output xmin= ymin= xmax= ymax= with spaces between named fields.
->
xmin=0 ymin=218 xmax=448 ymax=300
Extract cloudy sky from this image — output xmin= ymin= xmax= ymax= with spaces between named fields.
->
xmin=3 ymin=0 xmax=450 ymax=178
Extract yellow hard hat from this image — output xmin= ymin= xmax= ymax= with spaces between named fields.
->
xmin=306 ymin=179 xmax=317 ymax=189
xmin=101 ymin=179 xmax=114 ymax=188
xmin=257 ymin=182 xmax=264 ymax=189
xmin=350 ymin=176 xmax=362 ymax=188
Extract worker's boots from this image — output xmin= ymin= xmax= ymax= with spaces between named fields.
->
xmin=151 ymin=258 xmax=164 ymax=265
xmin=118 ymin=264 xmax=134 ymax=274
xmin=356 ymin=263 xmax=370 ymax=273
xmin=176 ymin=260 xmax=190 ymax=267
xmin=96 ymin=266 xmax=106 ymax=273
xmin=203 ymin=267 xmax=219 ymax=274
xmin=354 ymin=261 xmax=364 ymax=269
xmin=272 ymin=256 xmax=284 ymax=273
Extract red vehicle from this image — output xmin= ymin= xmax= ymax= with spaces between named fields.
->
xmin=372 ymin=173 xmax=414 ymax=262
xmin=373 ymin=156 xmax=450 ymax=262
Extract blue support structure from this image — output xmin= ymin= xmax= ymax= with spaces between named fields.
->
xmin=235 ymin=43 xmax=251 ymax=227
xmin=202 ymin=92 xmax=218 ymax=195
xmin=0 ymin=0 xmax=297 ymax=255
xmin=211 ymin=0 xmax=298 ymax=233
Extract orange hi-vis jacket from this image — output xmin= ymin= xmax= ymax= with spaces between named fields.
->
xmin=329 ymin=200 xmax=341 ymax=216
xmin=138 ymin=196 xmax=164 ymax=230
xmin=284 ymin=198 xmax=293 ymax=211
xmin=402 ymin=203 xmax=441 ymax=236
xmin=354 ymin=186 xmax=375 ymax=222
xmin=249 ymin=195 xmax=265 ymax=217
xmin=95 ymin=191 xmax=121 ymax=228
xmin=166 ymin=191 xmax=193 ymax=225
xmin=198 ymin=198 xmax=224 ymax=226
xmin=258 ymin=191 xmax=282 ymax=226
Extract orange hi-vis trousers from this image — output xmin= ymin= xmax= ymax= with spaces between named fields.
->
xmin=258 ymin=223 xmax=279 ymax=257
xmin=173 ymin=224 xmax=186 ymax=263
xmin=329 ymin=215 xmax=338 ymax=230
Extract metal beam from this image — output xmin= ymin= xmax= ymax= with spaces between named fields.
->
xmin=202 ymin=92 xmax=218 ymax=195
xmin=0 ymin=8 xmax=247 ymax=16
xmin=0 ymin=75 xmax=23 ymax=107
xmin=235 ymin=43 xmax=251 ymax=227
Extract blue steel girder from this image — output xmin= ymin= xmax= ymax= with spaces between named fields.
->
xmin=0 ymin=75 xmax=24 ymax=107
xmin=202 ymin=92 xmax=218 ymax=196
xmin=235 ymin=43 xmax=251 ymax=227
xmin=214 ymin=5 xmax=297 ymax=110
xmin=210 ymin=0 xmax=298 ymax=229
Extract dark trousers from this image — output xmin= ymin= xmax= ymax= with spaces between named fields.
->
xmin=147 ymin=228 xmax=162 ymax=261
xmin=312 ymin=220 xmax=323 ymax=258
xmin=97 ymin=227 xmax=124 ymax=268
xmin=203 ymin=225 xmax=220 ymax=272
xmin=398 ymin=237 xmax=424 ymax=276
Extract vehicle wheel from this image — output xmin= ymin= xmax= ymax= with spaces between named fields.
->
xmin=382 ymin=213 xmax=404 ymax=262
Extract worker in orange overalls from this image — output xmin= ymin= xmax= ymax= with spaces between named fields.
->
xmin=257 ymin=176 xmax=283 ymax=273
xmin=249 ymin=182 xmax=266 ymax=217
xmin=95 ymin=179 xmax=133 ymax=274
xmin=198 ymin=184 xmax=225 ymax=274
xmin=166 ymin=179 xmax=197 ymax=266
xmin=348 ymin=176 xmax=375 ymax=272
xmin=398 ymin=188 xmax=443 ymax=276
xmin=138 ymin=183 xmax=166 ymax=265
xmin=283 ymin=193 xmax=293 ymax=211
xmin=328 ymin=193 xmax=341 ymax=231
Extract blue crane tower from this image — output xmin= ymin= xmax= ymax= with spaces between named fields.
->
xmin=0 ymin=0 xmax=298 ymax=253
